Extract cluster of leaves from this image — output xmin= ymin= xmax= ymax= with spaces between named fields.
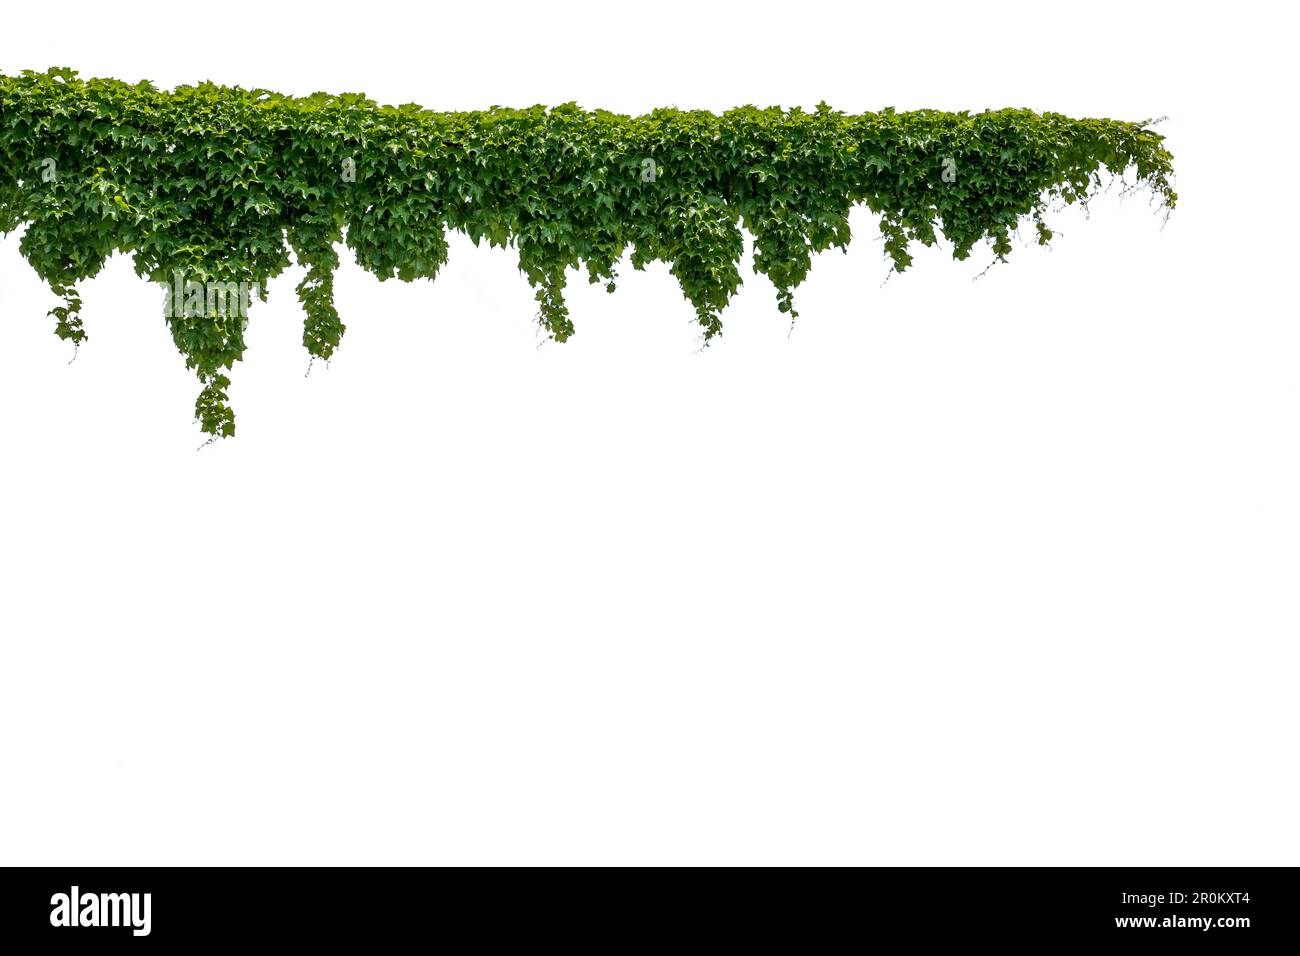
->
xmin=0 ymin=68 xmax=1176 ymax=438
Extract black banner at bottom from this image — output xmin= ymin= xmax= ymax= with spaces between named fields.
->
xmin=0 ymin=866 xmax=1291 ymax=947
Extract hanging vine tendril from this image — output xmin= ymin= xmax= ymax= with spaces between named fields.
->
xmin=0 ymin=68 xmax=1176 ymax=438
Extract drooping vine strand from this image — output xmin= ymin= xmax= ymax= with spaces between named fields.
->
xmin=0 ymin=68 xmax=1176 ymax=438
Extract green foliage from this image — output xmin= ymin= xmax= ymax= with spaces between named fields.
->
xmin=0 ymin=68 xmax=1176 ymax=438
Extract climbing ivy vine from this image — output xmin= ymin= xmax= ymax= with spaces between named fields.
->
xmin=0 ymin=68 xmax=1176 ymax=438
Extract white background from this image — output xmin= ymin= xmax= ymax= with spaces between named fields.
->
xmin=1 ymin=1 xmax=1296 ymax=865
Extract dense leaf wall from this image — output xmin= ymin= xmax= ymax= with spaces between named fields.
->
xmin=0 ymin=68 xmax=1176 ymax=437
